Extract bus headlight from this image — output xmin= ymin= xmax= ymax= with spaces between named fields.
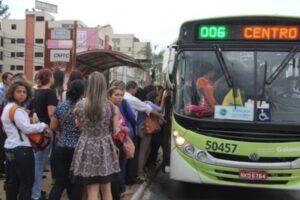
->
xmin=173 ymin=130 xmax=180 ymax=137
xmin=183 ymin=144 xmax=195 ymax=157
xmin=175 ymin=136 xmax=185 ymax=146
xmin=196 ymin=151 xmax=207 ymax=161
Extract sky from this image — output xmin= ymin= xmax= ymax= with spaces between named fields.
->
xmin=5 ymin=0 xmax=300 ymax=52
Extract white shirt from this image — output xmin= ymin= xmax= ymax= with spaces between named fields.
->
xmin=124 ymin=92 xmax=152 ymax=117
xmin=1 ymin=103 xmax=47 ymax=149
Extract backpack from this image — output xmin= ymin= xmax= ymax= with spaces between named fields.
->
xmin=9 ymin=104 xmax=51 ymax=151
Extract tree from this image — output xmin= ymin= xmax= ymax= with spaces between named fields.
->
xmin=0 ymin=0 xmax=10 ymax=19
xmin=136 ymin=43 xmax=165 ymax=84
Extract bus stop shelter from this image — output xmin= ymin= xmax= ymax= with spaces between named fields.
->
xmin=75 ymin=49 xmax=146 ymax=78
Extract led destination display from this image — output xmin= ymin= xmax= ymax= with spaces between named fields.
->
xmin=198 ymin=25 xmax=300 ymax=41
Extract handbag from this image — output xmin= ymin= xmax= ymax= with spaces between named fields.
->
xmin=144 ymin=114 xmax=161 ymax=134
xmin=123 ymin=136 xmax=135 ymax=159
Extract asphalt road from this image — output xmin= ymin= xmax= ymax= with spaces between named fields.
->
xmin=142 ymin=171 xmax=300 ymax=200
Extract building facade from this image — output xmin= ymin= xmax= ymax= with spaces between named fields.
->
xmin=0 ymin=10 xmax=149 ymax=81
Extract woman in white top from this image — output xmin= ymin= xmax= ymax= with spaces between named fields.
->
xmin=1 ymin=80 xmax=47 ymax=200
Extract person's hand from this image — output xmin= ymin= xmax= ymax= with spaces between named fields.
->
xmin=43 ymin=124 xmax=49 ymax=132
xmin=122 ymin=126 xmax=129 ymax=133
xmin=158 ymin=113 xmax=166 ymax=124
xmin=163 ymin=90 xmax=170 ymax=99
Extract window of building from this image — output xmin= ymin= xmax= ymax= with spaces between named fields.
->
xmin=11 ymin=39 xmax=16 ymax=44
xmin=16 ymin=52 xmax=24 ymax=57
xmin=35 ymin=52 xmax=43 ymax=57
xmin=0 ymin=37 xmax=3 ymax=46
xmin=62 ymin=24 xmax=73 ymax=28
xmin=99 ymin=39 xmax=104 ymax=46
xmin=116 ymin=47 xmax=120 ymax=51
xmin=128 ymin=47 xmax=132 ymax=52
xmin=11 ymin=24 xmax=16 ymax=30
xmin=35 ymin=38 xmax=44 ymax=44
xmin=112 ymin=38 xmax=120 ymax=45
xmin=10 ymin=65 xmax=15 ymax=71
xmin=36 ymin=16 xmax=45 ymax=22
xmin=11 ymin=52 xmax=15 ymax=57
xmin=0 ymin=65 xmax=2 ymax=73
xmin=16 ymin=65 xmax=23 ymax=71
xmin=35 ymin=65 xmax=43 ymax=71
xmin=17 ymin=38 xmax=24 ymax=43
xmin=0 ymin=51 xmax=3 ymax=60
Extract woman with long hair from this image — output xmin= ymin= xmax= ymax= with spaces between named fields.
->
xmin=51 ymin=69 xmax=65 ymax=102
xmin=62 ymin=70 xmax=84 ymax=101
xmin=70 ymin=72 xmax=120 ymax=200
xmin=48 ymin=80 xmax=85 ymax=200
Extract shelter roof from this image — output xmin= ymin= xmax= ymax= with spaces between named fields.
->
xmin=76 ymin=49 xmax=146 ymax=77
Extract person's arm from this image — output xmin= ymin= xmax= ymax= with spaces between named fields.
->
xmin=14 ymin=108 xmax=47 ymax=134
xmin=200 ymin=88 xmax=216 ymax=107
xmin=48 ymin=105 xmax=56 ymax=123
xmin=75 ymin=116 xmax=81 ymax=128
xmin=50 ymin=116 xmax=59 ymax=131
xmin=127 ymin=96 xmax=152 ymax=114
xmin=112 ymin=105 xmax=120 ymax=134
xmin=47 ymin=90 xmax=58 ymax=124
xmin=124 ymin=101 xmax=136 ymax=122
xmin=160 ymin=90 xmax=168 ymax=109
xmin=150 ymin=109 xmax=166 ymax=123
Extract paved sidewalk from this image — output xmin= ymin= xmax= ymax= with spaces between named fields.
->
xmin=0 ymin=149 xmax=162 ymax=200
xmin=0 ymin=171 xmax=141 ymax=200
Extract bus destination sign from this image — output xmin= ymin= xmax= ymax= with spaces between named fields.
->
xmin=197 ymin=25 xmax=300 ymax=41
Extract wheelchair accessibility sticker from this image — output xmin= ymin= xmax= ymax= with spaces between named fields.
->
xmin=257 ymin=102 xmax=271 ymax=122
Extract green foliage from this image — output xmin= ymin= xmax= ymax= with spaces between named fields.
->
xmin=137 ymin=44 xmax=165 ymax=84
xmin=0 ymin=0 xmax=9 ymax=19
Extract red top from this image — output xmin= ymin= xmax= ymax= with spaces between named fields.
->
xmin=113 ymin=115 xmax=127 ymax=142
xmin=196 ymin=77 xmax=216 ymax=108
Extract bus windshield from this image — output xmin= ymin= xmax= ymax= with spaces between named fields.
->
xmin=174 ymin=50 xmax=300 ymax=124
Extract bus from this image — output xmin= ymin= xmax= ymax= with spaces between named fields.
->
xmin=162 ymin=16 xmax=300 ymax=189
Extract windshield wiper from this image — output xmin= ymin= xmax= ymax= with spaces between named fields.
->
xmin=260 ymin=61 xmax=268 ymax=104
xmin=266 ymin=47 xmax=298 ymax=85
xmin=215 ymin=46 xmax=239 ymax=107
xmin=214 ymin=46 xmax=233 ymax=88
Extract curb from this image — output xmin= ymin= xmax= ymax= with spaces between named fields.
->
xmin=130 ymin=163 xmax=162 ymax=200
xmin=130 ymin=181 xmax=149 ymax=200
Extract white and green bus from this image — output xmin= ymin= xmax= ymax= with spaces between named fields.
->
xmin=162 ymin=16 xmax=300 ymax=189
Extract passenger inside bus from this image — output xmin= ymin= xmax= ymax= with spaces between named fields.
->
xmin=184 ymin=62 xmax=216 ymax=118
xmin=286 ymin=77 xmax=300 ymax=98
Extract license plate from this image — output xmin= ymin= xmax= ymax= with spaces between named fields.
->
xmin=239 ymin=170 xmax=268 ymax=180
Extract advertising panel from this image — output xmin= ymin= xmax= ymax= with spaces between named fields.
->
xmin=50 ymin=50 xmax=70 ymax=62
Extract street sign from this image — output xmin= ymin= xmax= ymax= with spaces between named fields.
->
xmin=50 ymin=50 xmax=70 ymax=62
xmin=51 ymin=28 xmax=71 ymax=39
xmin=47 ymin=40 xmax=73 ymax=49
xmin=35 ymin=0 xmax=58 ymax=14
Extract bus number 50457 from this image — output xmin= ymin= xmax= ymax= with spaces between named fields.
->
xmin=205 ymin=141 xmax=237 ymax=153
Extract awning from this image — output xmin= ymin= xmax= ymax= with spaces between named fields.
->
xmin=75 ymin=49 xmax=146 ymax=77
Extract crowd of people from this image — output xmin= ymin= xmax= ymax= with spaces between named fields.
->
xmin=0 ymin=69 xmax=168 ymax=200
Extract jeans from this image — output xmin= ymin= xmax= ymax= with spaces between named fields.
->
xmin=48 ymin=146 xmax=83 ymax=200
xmin=5 ymin=146 xmax=35 ymax=200
xmin=31 ymin=144 xmax=51 ymax=200
xmin=0 ymin=129 xmax=6 ymax=173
